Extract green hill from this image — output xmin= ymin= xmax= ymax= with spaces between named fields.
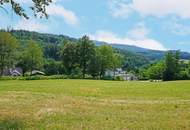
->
xmin=8 ymin=30 xmax=190 ymax=71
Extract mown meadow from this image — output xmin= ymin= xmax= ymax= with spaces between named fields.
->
xmin=0 ymin=80 xmax=190 ymax=130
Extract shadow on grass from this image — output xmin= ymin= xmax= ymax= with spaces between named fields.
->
xmin=0 ymin=118 xmax=24 ymax=130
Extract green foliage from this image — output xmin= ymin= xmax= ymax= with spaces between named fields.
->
xmin=97 ymin=45 xmax=115 ymax=78
xmin=0 ymin=32 xmax=18 ymax=76
xmin=44 ymin=43 xmax=61 ymax=60
xmin=18 ymin=41 xmax=44 ymax=74
xmin=114 ymin=76 xmax=124 ymax=81
xmin=188 ymin=61 xmax=190 ymax=75
xmin=163 ymin=51 xmax=180 ymax=81
xmin=141 ymin=61 xmax=165 ymax=80
xmin=140 ymin=51 xmax=190 ymax=81
xmin=59 ymin=40 xmax=78 ymax=75
xmin=112 ymin=53 xmax=123 ymax=73
xmin=77 ymin=35 xmax=95 ymax=78
xmin=1 ymin=30 xmax=190 ymax=81
xmin=0 ymin=0 xmax=52 ymax=19
xmin=118 ymin=49 xmax=150 ymax=72
xmin=88 ymin=50 xmax=101 ymax=78
xmin=44 ymin=59 xmax=63 ymax=75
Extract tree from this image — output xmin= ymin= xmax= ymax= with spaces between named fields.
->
xmin=59 ymin=41 xmax=78 ymax=75
xmin=77 ymin=35 xmax=95 ymax=78
xmin=44 ymin=59 xmax=63 ymax=75
xmin=88 ymin=49 xmax=101 ymax=78
xmin=19 ymin=41 xmax=44 ymax=74
xmin=146 ymin=61 xmax=165 ymax=80
xmin=0 ymin=32 xmax=18 ymax=76
xmin=97 ymin=45 xmax=114 ymax=78
xmin=112 ymin=53 xmax=123 ymax=78
xmin=0 ymin=0 xmax=52 ymax=19
xmin=17 ymin=51 xmax=29 ymax=76
xmin=163 ymin=51 xmax=180 ymax=81
xmin=187 ymin=61 xmax=190 ymax=77
xmin=44 ymin=43 xmax=60 ymax=60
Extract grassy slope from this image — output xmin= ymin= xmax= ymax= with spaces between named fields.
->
xmin=0 ymin=80 xmax=190 ymax=130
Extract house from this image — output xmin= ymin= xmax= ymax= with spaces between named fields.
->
xmin=123 ymin=74 xmax=138 ymax=81
xmin=3 ymin=68 xmax=23 ymax=76
xmin=105 ymin=68 xmax=138 ymax=81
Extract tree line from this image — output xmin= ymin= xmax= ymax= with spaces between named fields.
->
xmin=1 ymin=31 xmax=190 ymax=81
xmin=140 ymin=51 xmax=190 ymax=81
xmin=0 ymin=32 xmax=122 ymax=79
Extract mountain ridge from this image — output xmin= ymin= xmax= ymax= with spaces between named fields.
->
xmin=8 ymin=29 xmax=190 ymax=61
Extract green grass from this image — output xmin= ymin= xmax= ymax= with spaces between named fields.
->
xmin=0 ymin=80 xmax=190 ymax=130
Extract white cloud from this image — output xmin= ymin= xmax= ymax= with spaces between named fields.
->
xmin=15 ymin=19 xmax=48 ymax=32
xmin=47 ymin=4 xmax=79 ymax=27
xmin=89 ymin=30 xmax=166 ymax=50
xmin=165 ymin=20 xmax=190 ymax=36
xmin=109 ymin=0 xmax=190 ymax=19
xmin=127 ymin=22 xmax=149 ymax=39
xmin=109 ymin=0 xmax=133 ymax=18
xmin=15 ymin=0 xmax=79 ymax=27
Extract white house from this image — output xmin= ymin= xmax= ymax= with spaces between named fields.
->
xmin=105 ymin=68 xmax=138 ymax=81
xmin=3 ymin=68 xmax=22 ymax=76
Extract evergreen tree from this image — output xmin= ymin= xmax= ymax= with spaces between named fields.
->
xmin=163 ymin=51 xmax=180 ymax=81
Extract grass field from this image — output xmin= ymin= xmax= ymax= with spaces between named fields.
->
xmin=0 ymin=80 xmax=190 ymax=130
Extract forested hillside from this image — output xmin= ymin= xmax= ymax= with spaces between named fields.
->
xmin=0 ymin=30 xmax=190 ymax=80
xmin=11 ymin=30 xmax=190 ymax=62
xmin=8 ymin=30 xmax=190 ymax=75
xmin=10 ymin=30 xmax=151 ymax=71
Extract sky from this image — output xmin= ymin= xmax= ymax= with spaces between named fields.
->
xmin=0 ymin=0 xmax=190 ymax=52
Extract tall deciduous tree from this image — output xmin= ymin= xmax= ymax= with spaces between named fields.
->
xmin=97 ymin=45 xmax=114 ymax=78
xmin=20 ymin=41 xmax=44 ymax=74
xmin=187 ymin=61 xmax=190 ymax=76
xmin=0 ymin=32 xmax=18 ymax=76
xmin=59 ymin=41 xmax=78 ymax=75
xmin=0 ymin=0 xmax=52 ymax=19
xmin=112 ymin=53 xmax=123 ymax=78
xmin=77 ymin=35 xmax=95 ymax=78
xmin=88 ymin=49 xmax=101 ymax=78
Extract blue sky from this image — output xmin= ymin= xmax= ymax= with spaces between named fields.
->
xmin=1 ymin=0 xmax=190 ymax=52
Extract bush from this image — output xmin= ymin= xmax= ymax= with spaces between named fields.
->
xmin=102 ymin=76 xmax=114 ymax=80
xmin=24 ymin=76 xmax=42 ymax=80
xmin=48 ymin=75 xmax=68 ymax=79
xmin=23 ymin=75 xmax=69 ymax=80
xmin=114 ymin=76 xmax=124 ymax=81
xmin=0 ymin=76 xmax=22 ymax=80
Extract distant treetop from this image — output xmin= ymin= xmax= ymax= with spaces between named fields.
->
xmin=0 ymin=0 xmax=52 ymax=19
